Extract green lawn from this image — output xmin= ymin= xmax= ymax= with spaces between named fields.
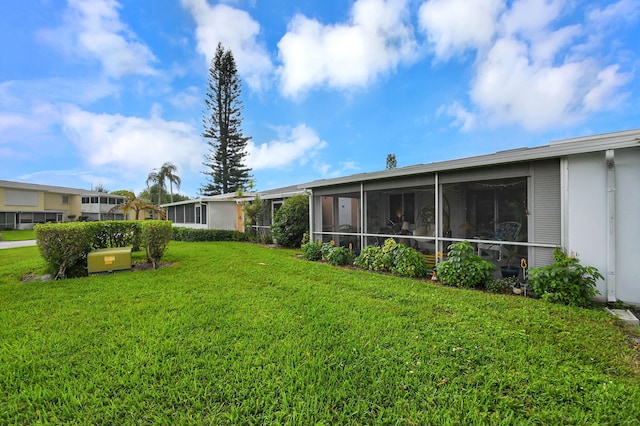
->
xmin=1 ymin=242 xmax=639 ymax=424
xmin=0 ymin=229 xmax=35 ymax=241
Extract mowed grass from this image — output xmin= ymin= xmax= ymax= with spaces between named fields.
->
xmin=1 ymin=242 xmax=639 ymax=424
xmin=0 ymin=229 xmax=35 ymax=241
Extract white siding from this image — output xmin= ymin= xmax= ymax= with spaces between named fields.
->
xmin=566 ymin=152 xmax=608 ymax=301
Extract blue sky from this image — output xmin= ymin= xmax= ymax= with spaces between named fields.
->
xmin=1 ymin=0 xmax=638 ymax=197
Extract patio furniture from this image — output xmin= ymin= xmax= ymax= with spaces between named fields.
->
xmin=477 ymin=221 xmax=521 ymax=261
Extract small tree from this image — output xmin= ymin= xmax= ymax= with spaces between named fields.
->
xmin=271 ymin=194 xmax=309 ymax=248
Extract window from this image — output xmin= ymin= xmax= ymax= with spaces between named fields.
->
xmin=195 ymin=206 xmax=201 ymax=224
xmin=201 ymin=205 xmax=207 ymax=224
xmin=185 ymin=204 xmax=195 ymax=223
xmin=82 ymin=197 xmax=89 ymax=203
xmin=91 ymin=197 xmax=98 ymax=203
xmin=61 ymin=195 xmax=70 ymax=204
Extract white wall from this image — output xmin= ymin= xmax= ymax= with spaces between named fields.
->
xmin=566 ymin=148 xmax=640 ymax=305
xmin=566 ymin=152 xmax=608 ymax=301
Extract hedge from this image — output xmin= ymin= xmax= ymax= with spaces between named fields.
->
xmin=171 ymin=227 xmax=249 ymax=242
xmin=34 ymin=221 xmax=171 ymax=278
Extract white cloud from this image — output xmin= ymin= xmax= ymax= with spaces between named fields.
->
xmin=588 ymin=0 xmax=640 ymax=27
xmin=583 ymin=65 xmax=631 ymax=111
xmin=38 ymin=0 xmax=157 ymax=78
xmin=180 ymin=0 xmax=273 ymax=91
xmin=470 ymin=37 xmax=586 ymax=130
xmin=247 ymin=124 xmax=327 ymax=170
xmin=60 ymin=106 xmax=203 ymax=173
xmin=418 ymin=0 xmax=503 ymax=60
xmin=277 ymin=0 xmax=418 ymax=98
xmin=419 ymin=0 xmax=633 ymax=131
xmin=0 ymin=78 xmax=119 ymax=108
xmin=169 ymin=86 xmax=201 ymax=109
xmin=498 ymin=0 xmax=564 ymax=37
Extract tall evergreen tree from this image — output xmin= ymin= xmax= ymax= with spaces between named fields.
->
xmin=386 ymin=153 xmax=397 ymax=169
xmin=201 ymin=43 xmax=252 ymax=196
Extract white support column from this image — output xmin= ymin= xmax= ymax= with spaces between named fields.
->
xmin=606 ymin=150 xmax=617 ymax=302
xmin=308 ymin=189 xmax=314 ymax=242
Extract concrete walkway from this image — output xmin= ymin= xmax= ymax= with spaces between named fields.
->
xmin=0 ymin=240 xmax=37 ymax=249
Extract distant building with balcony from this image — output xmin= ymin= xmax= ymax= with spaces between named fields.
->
xmin=0 ymin=180 xmax=129 ymax=229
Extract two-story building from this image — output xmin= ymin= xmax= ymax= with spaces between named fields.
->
xmin=0 ymin=180 xmax=128 ymax=229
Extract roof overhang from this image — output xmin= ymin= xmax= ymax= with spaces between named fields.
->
xmin=299 ymin=128 xmax=640 ymax=189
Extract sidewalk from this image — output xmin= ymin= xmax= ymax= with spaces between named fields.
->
xmin=0 ymin=240 xmax=37 ymax=249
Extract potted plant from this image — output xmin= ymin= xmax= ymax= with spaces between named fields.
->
xmin=500 ymin=245 xmax=520 ymax=278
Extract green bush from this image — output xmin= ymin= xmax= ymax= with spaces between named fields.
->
xmin=325 ymin=246 xmax=356 ymax=266
xmin=35 ymin=223 xmax=93 ymax=279
xmin=354 ymin=239 xmax=428 ymax=278
xmin=436 ymin=241 xmax=495 ymax=288
xmin=354 ymin=245 xmax=382 ymax=270
xmin=172 ymin=227 xmax=248 ymax=242
xmin=391 ymin=244 xmax=429 ymax=278
xmin=528 ymin=249 xmax=602 ymax=307
xmin=90 ymin=221 xmax=141 ymax=250
xmin=35 ymin=221 xmax=170 ymax=278
xmin=271 ymin=194 xmax=309 ymax=248
xmin=140 ymin=221 xmax=173 ymax=269
xmin=301 ymin=241 xmax=323 ymax=261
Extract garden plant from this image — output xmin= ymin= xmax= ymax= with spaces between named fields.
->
xmin=528 ymin=249 xmax=602 ymax=307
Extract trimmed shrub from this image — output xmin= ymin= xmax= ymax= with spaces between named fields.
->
xmin=528 ymin=249 xmax=602 ymax=307
xmin=35 ymin=220 xmax=171 ymax=278
xmin=271 ymin=194 xmax=309 ymax=248
xmin=140 ymin=221 xmax=173 ymax=269
xmin=172 ymin=227 xmax=248 ymax=242
xmin=35 ymin=223 xmax=93 ymax=279
xmin=90 ymin=221 xmax=141 ymax=250
xmin=436 ymin=241 xmax=495 ymax=288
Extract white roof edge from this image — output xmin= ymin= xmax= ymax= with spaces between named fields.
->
xmin=300 ymin=128 xmax=640 ymax=189
xmin=0 ymin=179 xmax=127 ymax=197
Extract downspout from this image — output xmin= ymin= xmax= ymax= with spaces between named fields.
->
xmin=360 ymin=182 xmax=365 ymax=249
xmin=606 ymin=150 xmax=616 ymax=302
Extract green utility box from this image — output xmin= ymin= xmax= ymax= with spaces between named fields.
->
xmin=88 ymin=247 xmax=132 ymax=273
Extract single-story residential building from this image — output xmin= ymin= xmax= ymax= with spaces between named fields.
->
xmin=0 ymin=180 xmax=130 ymax=229
xmin=299 ymin=129 xmax=640 ymax=306
xmin=162 ymin=185 xmax=307 ymax=232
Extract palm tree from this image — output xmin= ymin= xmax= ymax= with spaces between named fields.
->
xmin=146 ymin=171 xmax=162 ymax=206
xmin=160 ymin=162 xmax=181 ymax=203
xmin=147 ymin=162 xmax=181 ymax=205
